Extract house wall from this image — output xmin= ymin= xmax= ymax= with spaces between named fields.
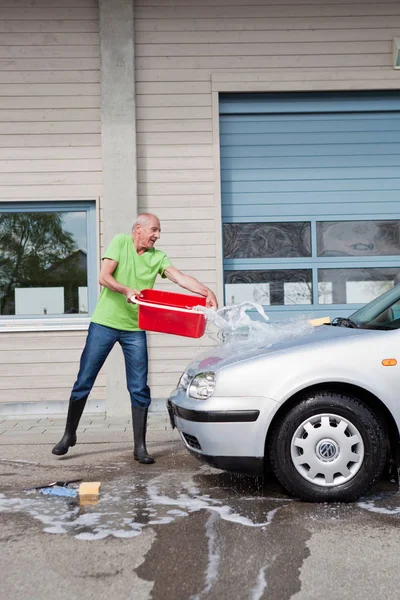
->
xmin=0 ymin=0 xmax=104 ymax=414
xmin=135 ymin=0 xmax=400 ymax=399
xmin=2 ymin=0 xmax=400 ymax=415
xmin=0 ymin=0 xmax=101 ymax=200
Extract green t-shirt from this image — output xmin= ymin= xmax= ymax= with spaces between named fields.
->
xmin=91 ymin=233 xmax=172 ymax=331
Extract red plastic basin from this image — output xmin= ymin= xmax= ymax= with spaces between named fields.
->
xmin=135 ymin=289 xmax=207 ymax=338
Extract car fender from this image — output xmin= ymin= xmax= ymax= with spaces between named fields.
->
xmin=275 ymin=368 xmax=386 ymax=406
xmin=261 ymin=362 xmax=400 ymax=443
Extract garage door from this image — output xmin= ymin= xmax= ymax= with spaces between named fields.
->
xmin=220 ymin=91 xmax=400 ymax=322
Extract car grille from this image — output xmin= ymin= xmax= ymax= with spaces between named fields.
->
xmin=182 ymin=432 xmax=202 ymax=451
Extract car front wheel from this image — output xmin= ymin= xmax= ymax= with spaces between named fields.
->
xmin=268 ymin=392 xmax=386 ymax=502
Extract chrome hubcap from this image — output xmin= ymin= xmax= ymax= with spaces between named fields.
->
xmin=290 ymin=413 xmax=364 ymax=487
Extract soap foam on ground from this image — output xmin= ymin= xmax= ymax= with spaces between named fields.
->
xmin=0 ymin=471 xmax=286 ymax=541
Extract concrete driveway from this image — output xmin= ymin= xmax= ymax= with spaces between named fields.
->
xmin=1 ymin=416 xmax=400 ymax=600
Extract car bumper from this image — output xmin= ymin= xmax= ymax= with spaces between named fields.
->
xmin=167 ymin=388 xmax=279 ymax=476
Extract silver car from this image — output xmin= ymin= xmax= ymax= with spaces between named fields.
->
xmin=167 ymin=285 xmax=400 ymax=502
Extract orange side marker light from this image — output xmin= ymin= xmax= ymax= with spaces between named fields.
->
xmin=382 ymin=358 xmax=397 ymax=367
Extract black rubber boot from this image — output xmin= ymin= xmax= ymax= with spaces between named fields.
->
xmin=52 ymin=398 xmax=87 ymax=456
xmin=132 ymin=406 xmax=155 ymax=464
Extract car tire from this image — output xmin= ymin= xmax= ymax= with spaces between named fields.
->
xmin=268 ymin=392 xmax=386 ymax=502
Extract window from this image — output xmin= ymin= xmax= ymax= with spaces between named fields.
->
xmin=0 ymin=202 xmax=97 ymax=320
xmin=316 ymin=219 xmax=400 ymax=305
xmin=223 ymin=218 xmax=400 ymax=311
xmin=223 ymin=220 xmax=314 ymax=308
xmin=225 ymin=269 xmax=312 ymax=305
xmin=224 ymin=222 xmax=311 ymax=259
xmin=317 ymin=220 xmax=400 ymax=257
xmin=318 ymin=267 xmax=399 ymax=304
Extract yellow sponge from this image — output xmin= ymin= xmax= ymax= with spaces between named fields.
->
xmin=309 ymin=316 xmax=331 ymax=326
xmin=79 ymin=496 xmax=99 ymax=507
xmin=79 ymin=481 xmax=101 ymax=497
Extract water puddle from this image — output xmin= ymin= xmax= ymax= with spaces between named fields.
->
xmin=190 ymin=512 xmax=220 ymax=600
xmin=1 ymin=468 xmax=399 ymax=544
xmin=250 ymin=566 xmax=269 ymax=600
xmin=357 ymin=491 xmax=400 ymax=516
xmin=0 ymin=469 xmax=288 ymax=541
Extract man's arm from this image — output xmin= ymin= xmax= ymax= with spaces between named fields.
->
xmin=99 ymin=258 xmax=141 ymax=303
xmin=164 ymin=266 xmax=218 ymax=308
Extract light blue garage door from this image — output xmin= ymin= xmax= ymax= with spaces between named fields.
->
xmin=220 ymin=91 xmax=400 ymax=322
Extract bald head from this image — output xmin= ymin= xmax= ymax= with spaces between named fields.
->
xmin=132 ymin=213 xmax=160 ymax=230
xmin=132 ymin=213 xmax=161 ymax=253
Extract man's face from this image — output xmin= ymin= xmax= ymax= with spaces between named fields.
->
xmin=135 ymin=217 xmax=161 ymax=249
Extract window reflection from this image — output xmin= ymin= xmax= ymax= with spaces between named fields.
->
xmin=224 ymin=222 xmax=311 ymax=259
xmin=225 ymin=269 xmax=312 ymax=305
xmin=0 ymin=211 xmax=88 ymax=316
xmin=318 ymin=268 xmax=400 ymax=304
xmin=317 ymin=220 xmax=400 ymax=257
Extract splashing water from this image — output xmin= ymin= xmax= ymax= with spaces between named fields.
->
xmin=197 ymin=302 xmax=314 ymax=348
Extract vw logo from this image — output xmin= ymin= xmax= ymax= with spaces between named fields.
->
xmin=316 ymin=439 xmax=339 ymax=462
xmin=320 ymin=442 xmax=336 ymax=458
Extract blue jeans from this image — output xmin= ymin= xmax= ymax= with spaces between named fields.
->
xmin=70 ymin=322 xmax=151 ymax=408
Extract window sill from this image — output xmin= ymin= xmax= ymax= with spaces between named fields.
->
xmin=0 ymin=317 xmax=91 ymax=333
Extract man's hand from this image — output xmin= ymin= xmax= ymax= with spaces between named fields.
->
xmin=206 ymin=289 xmax=218 ymax=309
xmin=125 ymin=289 xmax=142 ymax=303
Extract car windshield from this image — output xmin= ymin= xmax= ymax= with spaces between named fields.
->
xmin=346 ymin=284 xmax=400 ymax=330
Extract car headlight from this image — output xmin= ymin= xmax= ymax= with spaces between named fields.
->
xmin=178 ymin=372 xmax=192 ymax=390
xmin=188 ymin=372 xmax=216 ymax=400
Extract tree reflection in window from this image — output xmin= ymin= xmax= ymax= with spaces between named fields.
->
xmin=0 ymin=212 xmax=87 ymax=315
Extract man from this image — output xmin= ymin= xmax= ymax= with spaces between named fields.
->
xmin=52 ymin=213 xmax=218 ymax=464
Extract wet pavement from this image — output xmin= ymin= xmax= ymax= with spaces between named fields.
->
xmin=1 ymin=434 xmax=400 ymax=600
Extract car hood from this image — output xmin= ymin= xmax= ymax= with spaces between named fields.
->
xmin=188 ymin=324 xmax=374 ymax=373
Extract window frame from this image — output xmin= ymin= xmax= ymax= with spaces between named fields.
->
xmin=0 ymin=200 xmax=97 ymax=331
